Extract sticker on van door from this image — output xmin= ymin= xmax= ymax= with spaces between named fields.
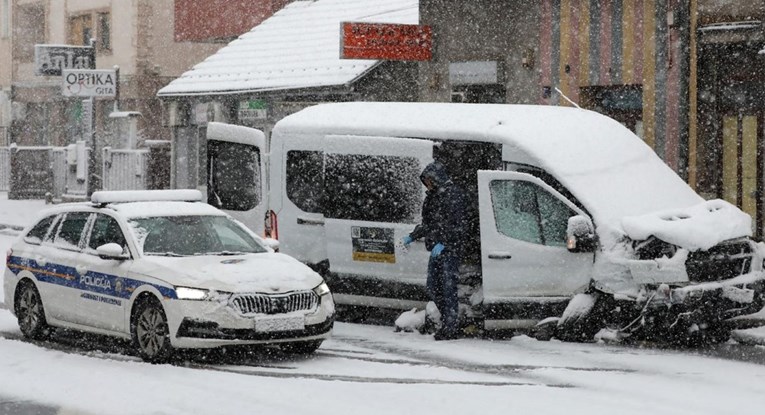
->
xmin=351 ymin=226 xmax=395 ymax=263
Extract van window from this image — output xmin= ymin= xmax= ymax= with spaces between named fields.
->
xmin=287 ymin=150 xmax=324 ymax=213
xmin=490 ymin=180 xmax=575 ymax=247
xmin=208 ymin=141 xmax=261 ymax=211
xmin=324 ymin=154 xmax=422 ymax=223
xmin=25 ymin=215 xmax=57 ymax=245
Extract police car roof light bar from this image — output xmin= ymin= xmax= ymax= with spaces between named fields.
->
xmin=91 ymin=190 xmax=203 ymax=205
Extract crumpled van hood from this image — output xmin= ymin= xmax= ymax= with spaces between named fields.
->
xmin=133 ymin=252 xmax=323 ymax=293
xmin=621 ymin=199 xmax=752 ymax=251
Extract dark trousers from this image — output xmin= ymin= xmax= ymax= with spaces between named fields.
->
xmin=426 ymin=253 xmax=460 ymax=334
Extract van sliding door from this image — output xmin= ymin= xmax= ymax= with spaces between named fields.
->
xmin=206 ymin=123 xmax=268 ymax=235
xmin=323 ymin=135 xmax=433 ymax=308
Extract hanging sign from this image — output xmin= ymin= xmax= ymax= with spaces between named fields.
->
xmin=62 ymin=69 xmax=117 ymax=97
xmin=341 ymin=22 xmax=432 ymax=61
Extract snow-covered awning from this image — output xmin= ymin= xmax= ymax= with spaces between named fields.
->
xmin=157 ymin=0 xmax=419 ymax=97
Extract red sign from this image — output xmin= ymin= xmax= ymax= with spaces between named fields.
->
xmin=341 ymin=22 xmax=432 ymax=61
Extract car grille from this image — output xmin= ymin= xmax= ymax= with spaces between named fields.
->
xmin=686 ymin=240 xmax=753 ymax=283
xmin=230 ymin=291 xmax=318 ymax=315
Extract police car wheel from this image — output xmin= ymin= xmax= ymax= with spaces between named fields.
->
xmin=280 ymin=340 xmax=323 ymax=354
xmin=132 ymin=297 xmax=172 ymax=363
xmin=15 ymin=281 xmax=50 ymax=340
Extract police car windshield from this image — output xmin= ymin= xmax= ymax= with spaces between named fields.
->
xmin=128 ymin=215 xmax=267 ymax=256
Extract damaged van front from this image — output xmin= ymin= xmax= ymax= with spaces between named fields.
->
xmin=567 ymin=199 xmax=765 ymax=344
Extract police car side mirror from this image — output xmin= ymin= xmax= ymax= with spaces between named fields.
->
xmin=97 ymin=243 xmax=129 ymax=260
xmin=566 ymin=215 xmax=597 ymax=253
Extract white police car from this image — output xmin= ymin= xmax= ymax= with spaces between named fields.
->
xmin=3 ymin=190 xmax=334 ymax=362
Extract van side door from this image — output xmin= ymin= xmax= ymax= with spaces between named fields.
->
xmin=322 ymin=135 xmax=433 ymax=307
xmin=206 ymin=122 xmax=268 ymax=235
xmin=477 ymin=171 xmax=594 ymax=320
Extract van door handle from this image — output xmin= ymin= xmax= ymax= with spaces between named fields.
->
xmin=488 ymin=253 xmax=512 ymax=260
xmin=297 ymin=217 xmax=325 ymax=226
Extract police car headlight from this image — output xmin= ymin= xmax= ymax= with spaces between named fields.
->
xmin=175 ymin=286 xmax=210 ymax=300
xmin=313 ymin=281 xmax=331 ymax=296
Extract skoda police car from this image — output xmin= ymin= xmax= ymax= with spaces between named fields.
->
xmin=4 ymin=190 xmax=334 ymax=362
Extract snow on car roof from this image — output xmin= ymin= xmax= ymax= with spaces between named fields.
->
xmin=157 ymin=0 xmax=418 ymax=96
xmin=109 ymin=201 xmax=226 ymax=219
xmin=91 ymin=190 xmax=203 ymax=204
xmin=274 ymin=102 xmax=704 ymax=234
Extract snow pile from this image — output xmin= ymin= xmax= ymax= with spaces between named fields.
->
xmin=558 ymin=293 xmax=597 ymax=326
xmin=621 ymin=199 xmax=752 ymax=250
xmin=394 ymin=308 xmax=426 ymax=332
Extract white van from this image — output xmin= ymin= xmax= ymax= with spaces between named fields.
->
xmin=203 ymin=102 xmax=765 ymax=342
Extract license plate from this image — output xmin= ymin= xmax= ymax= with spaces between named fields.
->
xmin=254 ymin=315 xmax=305 ymax=333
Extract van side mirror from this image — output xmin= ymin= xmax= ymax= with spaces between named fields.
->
xmin=97 ymin=243 xmax=129 ymax=260
xmin=262 ymin=237 xmax=280 ymax=252
xmin=566 ymin=215 xmax=597 ymax=253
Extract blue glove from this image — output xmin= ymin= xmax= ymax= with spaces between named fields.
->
xmin=402 ymin=235 xmax=413 ymax=247
xmin=431 ymin=243 xmax=445 ymax=257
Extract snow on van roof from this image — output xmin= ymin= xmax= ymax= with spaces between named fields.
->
xmin=274 ymin=102 xmax=706 ymax=238
xmin=157 ymin=0 xmax=418 ymax=96
xmin=207 ymin=122 xmax=265 ymax=147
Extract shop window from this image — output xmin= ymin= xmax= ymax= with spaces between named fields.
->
xmin=68 ymin=11 xmax=111 ymax=52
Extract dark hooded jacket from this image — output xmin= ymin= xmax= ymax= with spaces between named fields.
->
xmin=408 ymin=162 xmax=468 ymax=256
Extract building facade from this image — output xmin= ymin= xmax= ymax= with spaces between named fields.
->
xmin=1 ymin=0 xmax=286 ymax=148
xmin=419 ymin=0 xmax=765 ymax=237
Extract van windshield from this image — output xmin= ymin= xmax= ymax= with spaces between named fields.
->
xmin=129 ymin=215 xmax=266 ymax=256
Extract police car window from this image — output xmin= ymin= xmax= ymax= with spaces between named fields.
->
xmin=324 ymin=154 xmax=421 ymax=223
xmin=53 ymin=212 xmax=91 ymax=250
xmin=286 ymin=150 xmax=324 ymax=213
xmin=87 ymin=214 xmax=127 ymax=252
xmin=25 ymin=215 xmax=57 ymax=245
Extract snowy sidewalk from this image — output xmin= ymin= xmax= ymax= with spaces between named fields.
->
xmin=0 ymin=192 xmax=48 ymax=232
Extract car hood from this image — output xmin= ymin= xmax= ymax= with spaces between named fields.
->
xmin=133 ymin=252 xmax=323 ymax=294
xmin=620 ymin=199 xmax=752 ymax=251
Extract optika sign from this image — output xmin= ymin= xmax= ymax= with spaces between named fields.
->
xmin=62 ymin=69 xmax=117 ymax=97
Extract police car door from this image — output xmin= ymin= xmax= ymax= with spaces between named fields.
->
xmin=74 ymin=213 xmax=132 ymax=333
xmin=323 ymin=135 xmax=433 ymax=307
xmin=478 ymin=171 xmax=594 ymax=319
xmin=207 ymin=122 xmax=268 ymax=236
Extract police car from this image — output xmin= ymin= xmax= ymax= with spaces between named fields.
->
xmin=3 ymin=190 xmax=334 ymax=362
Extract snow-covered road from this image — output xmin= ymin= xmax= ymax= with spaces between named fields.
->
xmin=2 ymin=307 xmax=765 ymax=415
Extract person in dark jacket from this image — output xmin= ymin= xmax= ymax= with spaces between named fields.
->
xmin=402 ymin=162 xmax=467 ymax=340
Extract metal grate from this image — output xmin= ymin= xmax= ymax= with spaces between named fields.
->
xmin=686 ymin=240 xmax=753 ymax=283
xmin=230 ymin=291 xmax=318 ymax=315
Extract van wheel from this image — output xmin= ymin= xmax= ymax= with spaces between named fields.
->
xmin=15 ymin=280 xmax=51 ymax=340
xmin=280 ymin=340 xmax=323 ymax=355
xmin=555 ymin=293 xmax=605 ymax=343
xmin=131 ymin=296 xmax=173 ymax=363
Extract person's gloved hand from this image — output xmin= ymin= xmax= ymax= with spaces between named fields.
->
xmin=431 ymin=243 xmax=445 ymax=257
xmin=402 ymin=235 xmax=414 ymax=247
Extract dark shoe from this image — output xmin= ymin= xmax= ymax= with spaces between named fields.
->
xmin=434 ymin=329 xmax=460 ymax=341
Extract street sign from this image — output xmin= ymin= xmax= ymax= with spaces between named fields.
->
xmin=35 ymin=44 xmax=95 ymax=76
xmin=341 ymin=22 xmax=432 ymax=61
xmin=62 ymin=69 xmax=117 ymax=98
xmin=238 ymin=100 xmax=268 ymax=121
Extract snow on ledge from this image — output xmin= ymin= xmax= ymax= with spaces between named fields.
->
xmin=621 ymin=199 xmax=752 ymax=251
